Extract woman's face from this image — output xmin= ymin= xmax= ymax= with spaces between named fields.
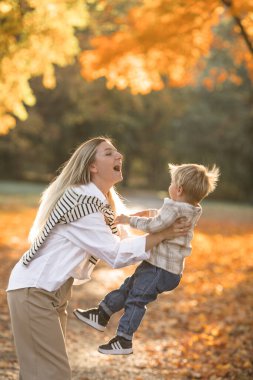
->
xmin=90 ymin=141 xmax=123 ymax=186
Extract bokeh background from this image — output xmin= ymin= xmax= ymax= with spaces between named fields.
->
xmin=0 ymin=1 xmax=253 ymax=379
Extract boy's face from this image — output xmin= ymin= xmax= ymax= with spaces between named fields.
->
xmin=168 ymin=181 xmax=178 ymax=201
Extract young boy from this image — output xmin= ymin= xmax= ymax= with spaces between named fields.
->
xmin=74 ymin=163 xmax=219 ymax=355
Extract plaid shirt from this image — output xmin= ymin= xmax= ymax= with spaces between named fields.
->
xmin=129 ymin=198 xmax=202 ymax=274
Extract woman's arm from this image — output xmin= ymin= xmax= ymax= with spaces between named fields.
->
xmin=63 ymin=213 xmax=190 ymax=269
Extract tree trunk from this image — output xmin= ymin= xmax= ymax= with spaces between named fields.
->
xmin=221 ymin=0 xmax=253 ymax=55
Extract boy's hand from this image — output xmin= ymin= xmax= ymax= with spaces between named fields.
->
xmin=115 ymin=214 xmax=130 ymax=224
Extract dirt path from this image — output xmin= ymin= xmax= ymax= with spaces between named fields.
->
xmin=68 ymin=265 xmax=184 ymax=380
xmin=0 ymin=263 xmax=186 ymax=380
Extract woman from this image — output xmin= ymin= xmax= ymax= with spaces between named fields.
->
xmin=7 ymin=137 xmax=189 ymax=380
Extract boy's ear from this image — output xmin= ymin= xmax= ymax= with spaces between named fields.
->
xmin=177 ymin=186 xmax=183 ymax=196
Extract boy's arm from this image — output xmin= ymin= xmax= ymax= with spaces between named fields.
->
xmin=131 ymin=209 xmax=158 ymax=218
xmin=129 ymin=204 xmax=179 ymax=233
xmin=115 ymin=209 xmax=158 ymax=225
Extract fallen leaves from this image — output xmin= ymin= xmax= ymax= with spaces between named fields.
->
xmin=0 ymin=203 xmax=253 ymax=379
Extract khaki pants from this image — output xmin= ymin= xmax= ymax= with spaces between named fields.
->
xmin=7 ymin=278 xmax=74 ymax=380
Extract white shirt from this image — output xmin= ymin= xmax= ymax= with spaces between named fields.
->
xmin=7 ymin=183 xmax=149 ymax=292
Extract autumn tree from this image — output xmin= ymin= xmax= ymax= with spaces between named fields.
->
xmin=0 ymin=0 xmax=88 ymax=134
xmin=80 ymin=0 xmax=253 ymax=93
xmin=1 ymin=0 xmax=252 ymax=134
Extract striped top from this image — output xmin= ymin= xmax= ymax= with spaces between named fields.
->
xmin=22 ymin=187 xmax=118 ymax=266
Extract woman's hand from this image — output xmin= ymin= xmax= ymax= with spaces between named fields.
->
xmin=145 ymin=217 xmax=191 ymax=251
xmin=160 ymin=217 xmax=191 ymax=240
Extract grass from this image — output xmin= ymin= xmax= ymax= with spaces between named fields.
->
xmin=0 ymin=180 xmax=46 ymax=208
xmin=0 ymin=181 xmax=253 ymax=379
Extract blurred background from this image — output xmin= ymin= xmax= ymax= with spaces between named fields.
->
xmin=0 ymin=0 xmax=253 ymax=203
xmin=0 ymin=1 xmax=253 ymax=379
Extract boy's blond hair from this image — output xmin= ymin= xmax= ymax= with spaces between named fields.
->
xmin=168 ymin=163 xmax=220 ymax=203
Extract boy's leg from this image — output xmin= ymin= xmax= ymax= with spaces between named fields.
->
xmin=117 ymin=261 xmax=160 ymax=340
xmin=100 ymin=274 xmax=134 ymax=316
xmin=98 ymin=264 xmax=181 ymax=354
xmin=97 ymin=262 xmax=158 ymax=355
xmin=117 ymin=265 xmax=181 ymax=340
xmin=73 ymin=274 xmax=135 ymax=330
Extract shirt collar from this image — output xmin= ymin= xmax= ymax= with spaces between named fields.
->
xmin=79 ymin=182 xmax=107 ymax=204
xmin=164 ymin=197 xmax=202 ymax=211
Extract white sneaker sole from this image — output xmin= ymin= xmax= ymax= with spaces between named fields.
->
xmin=73 ymin=310 xmax=106 ymax=332
xmin=98 ymin=347 xmax=133 ymax=355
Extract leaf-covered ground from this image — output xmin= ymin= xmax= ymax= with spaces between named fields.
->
xmin=0 ymin=197 xmax=252 ymax=380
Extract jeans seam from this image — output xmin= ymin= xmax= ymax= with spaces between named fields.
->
xmin=123 ymin=269 xmax=161 ymax=336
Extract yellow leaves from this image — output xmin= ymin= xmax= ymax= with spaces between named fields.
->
xmin=0 ymin=1 xmax=12 ymax=14
xmin=243 ymin=360 xmax=253 ymax=369
xmin=0 ymin=0 xmax=89 ymax=134
xmin=0 ymin=114 xmax=16 ymax=134
xmin=190 ymin=231 xmax=253 ymax=289
xmin=1 ymin=0 xmax=253 ymax=134
xmin=82 ymin=52 xmax=165 ymax=94
xmin=1 ymin=197 xmax=253 ymax=378
xmin=42 ymin=64 xmax=56 ymax=89
xmin=13 ymin=103 xmax=28 ymax=121
xmin=136 ymin=217 xmax=253 ymax=377
xmin=23 ymin=84 xmax=36 ymax=107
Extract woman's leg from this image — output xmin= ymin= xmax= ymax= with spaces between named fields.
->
xmin=55 ymin=278 xmax=74 ymax=337
xmin=7 ymin=282 xmax=72 ymax=380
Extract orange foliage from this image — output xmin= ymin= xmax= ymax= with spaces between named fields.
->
xmin=1 ymin=0 xmax=253 ymax=134
xmin=80 ymin=0 xmax=253 ymax=93
xmin=0 ymin=0 xmax=88 ymax=134
xmin=0 ymin=202 xmax=253 ymax=378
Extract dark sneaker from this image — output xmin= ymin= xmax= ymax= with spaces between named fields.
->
xmin=73 ymin=307 xmax=110 ymax=332
xmin=98 ymin=336 xmax=133 ymax=355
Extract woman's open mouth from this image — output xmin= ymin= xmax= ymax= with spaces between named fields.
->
xmin=113 ymin=165 xmax=121 ymax=172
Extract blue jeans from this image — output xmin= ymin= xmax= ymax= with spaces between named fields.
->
xmin=100 ymin=261 xmax=181 ymax=340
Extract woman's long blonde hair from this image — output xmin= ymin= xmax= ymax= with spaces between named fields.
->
xmin=29 ymin=137 xmax=123 ymax=243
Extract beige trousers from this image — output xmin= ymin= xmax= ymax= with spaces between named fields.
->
xmin=7 ymin=277 xmax=74 ymax=380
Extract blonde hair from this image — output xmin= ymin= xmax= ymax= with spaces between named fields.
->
xmin=168 ymin=163 xmax=220 ymax=203
xmin=29 ymin=137 xmax=122 ymax=242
